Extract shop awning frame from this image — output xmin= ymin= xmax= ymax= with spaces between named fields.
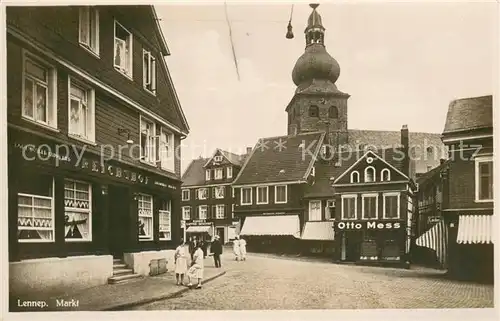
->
xmin=456 ymin=215 xmax=493 ymax=244
xmin=415 ymin=220 xmax=448 ymax=266
xmin=239 ymin=215 xmax=301 ymax=238
xmin=301 ymin=221 xmax=335 ymax=241
xmin=186 ymin=226 xmax=212 ymax=234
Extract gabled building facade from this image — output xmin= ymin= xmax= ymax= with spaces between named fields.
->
xmin=232 ymin=4 xmax=444 ymax=265
xmin=181 ymin=149 xmax=248 ymax=245
xmin=7 ymin=5 xmax=189 ymax=298
xmin=440 ymin=95 xmax=493 ymax=282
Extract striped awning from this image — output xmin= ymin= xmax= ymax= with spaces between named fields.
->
xmin=240 ymin=215 xmax=300 ymax=238
xmin=186 ymin=226 xmax=212 ymax=234
xmin=456 ymin=215 xmax=493 ymax=244
xmin=415 ymin=220 xmax=448 ymax=266
xmin=301 ymin=221 xmax=335 ymax=241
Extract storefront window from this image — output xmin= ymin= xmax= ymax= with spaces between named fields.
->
xmin=64 ymin=179 xmax=92 ymax=241
xmin=159 ymin=200 xmax=171 ymax=240
xmin=138 ymin=194 xmax=153 ymax=240
xmin=381 ymin=239 xmax=400 ymax=260
xmin=360 ymin=231 xmax=378 ymax=260
xmin=17 ymin=175 xmax=54 ymax=242
xmin=362 ymin=194 xmax=378 ymax=219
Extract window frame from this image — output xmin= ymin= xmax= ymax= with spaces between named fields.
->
xmin=113 ymin=20 xmax=133 ymax=78
xmin=475 ymin=155 xmax=494 ymax=202
xmin=137 ymin=193 xmax=154 ymax=241
xmin=241 ymin=187 xmax=252 ymax=205
xmin=206 ymin=169 xmax=211 ymax=181
xmin=309 ymin=105 xmax=319 ymax=117
xmin=364 ymin=166 xmax=376 ymax=183
xmin=308 ymin=200 xmax=322 ymax=221
xmin=142 ymin=49 xmax=157 ymax=95
xmin=139 ymin=115 xmax=157 ymax=165
xmin=341 ymin=194 xmax=357 ymax=220
xmin=361 ymin=193 xmax=379 ymax=220
xmin=274 ymin=185 xmax=288 ymax=204
xmin=159 ymin=127 xmax=175 ymax=172
xmin=382 ymin=192 xmax=400 ymax=219
xmin=78 ymin=6 xmax=100 ymax=57
xmin=181 ymin=189 xmax=190 ymax=201
xmin=350 ymin=171 xmax=360 ymax=183
xmin=380 ymin=168 xmax=391 ymax=182
xmin=159 ymin=200 xmax=171 ymax=241
xmin=197 ymin=188 xmax=208 ymax=200
xmin=64 ymin=179 xmax=93 ymax=242
xmin=256 ymin=186 xmax=269 ymax=205
xmin=17 ymin=178 xmax=55 ymax=243
xmin=214 ymin=168 xmax=223 ymax=180
xmin=67 ymin=75 xmax=96 ymax=143
xmin=227 ymin=166 xmax=233 ymax=179
xmin=198 ymin=205 xmax=208 ymax=220
xmin=215 ymin=204 xmax=225 ymax=219
xmin=21 ymin=50 xmax=58 ymax=130
xmin=214 ymin=186 xmax=225 ymax=199
xmin=182 ymin=206 xmax=191 ymax=220
xmin=325 ymin=199 xmax=335 ymax=220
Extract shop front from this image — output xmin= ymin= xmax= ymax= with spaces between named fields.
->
xmin=8 ymin=128 xmax=181 ymax=296
xmin=334 ymin=220 xmax=408 ymax=267
xmin=186 ymin=221 xmax=214 ymax=255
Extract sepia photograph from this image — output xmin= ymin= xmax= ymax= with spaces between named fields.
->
xmin=1 ymin=0 xmax=498 ymax=318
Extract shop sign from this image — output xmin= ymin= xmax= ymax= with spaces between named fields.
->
xmin=427 ymin=216 xmax=442 ymax=224
xmin=335 ymin=221 xmax=402 ymax=230
xmin=186 ymin=220 xmax=213 ymax=227
xmin=11 ymin=139 xmax=176 ymax=191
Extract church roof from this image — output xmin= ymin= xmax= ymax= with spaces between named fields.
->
xmin=232 ymin=131 xmax=325 ymax=186
xmin=443 ymin=95 xmax=492 ymax=134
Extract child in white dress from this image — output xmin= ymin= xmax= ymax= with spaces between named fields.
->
xmin=239 ymin=237 xmax=247 ymax=261
xmin=174 ymin=239 xmax=188 ymax=286
xmin=233 ymin=236 xmax=241 ymax=261
xmin=187 ymin=244 xmax=204 ymax=289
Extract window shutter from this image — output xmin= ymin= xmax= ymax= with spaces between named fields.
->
xmin=151 ymin=57 xmax=157 ymax=92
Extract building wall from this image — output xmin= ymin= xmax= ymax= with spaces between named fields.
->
xmin=234 ymin=183 xmax=305 ymax=213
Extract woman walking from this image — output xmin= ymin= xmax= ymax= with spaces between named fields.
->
xmin=233 ymin=236 xmax=241 ymax=261
xmin=174 ymin=239 xmax=188 ymax=286
xmin=187 ymin=243 xmax=204 ymax=289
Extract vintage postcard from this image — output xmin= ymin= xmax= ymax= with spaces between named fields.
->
xmin=1 ymin=0 xmax=498 ymax=319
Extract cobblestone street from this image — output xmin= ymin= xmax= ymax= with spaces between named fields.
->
xmin=132 ymin=253 xmax=494 ymax=310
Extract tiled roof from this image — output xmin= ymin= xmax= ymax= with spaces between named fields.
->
xmin=181 ymin=157 xmax=210 ymax=187
xmin=220 ymin=150 xmax=246 ymax=167
xmin=443 ymin=95 xmax=492 ymax=134
xmin=233 ymin=132 xmax=325 ymax=185
xmin=416 ymin=160 xmax=449 ymax=188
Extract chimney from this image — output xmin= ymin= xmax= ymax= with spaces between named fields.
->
xmin=246 ymin=147 xmax=252 ymax=155
xmin=401 ymin=125 xmax=410 ymax=176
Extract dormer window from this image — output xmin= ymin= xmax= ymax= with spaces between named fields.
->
xmin=381 ymin=169 xmax=391 ymax=182
xmin=364 ymin=167 xmax=375 ymax=183
xmin=214 ymin=168 xmax=223 ymax=180
xmin=205 ymin=169 xmax=211 ymax=181
xmin=214 ymin=156 xmax=223 ymax=162
xmin=350 ymin=171 xmax=360 ymax=183
xmin=309 ymin=105 xmax=319 ymax=117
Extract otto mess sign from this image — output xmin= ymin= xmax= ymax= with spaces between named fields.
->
xmin=335 ymin=221 xmax=402 ymax=230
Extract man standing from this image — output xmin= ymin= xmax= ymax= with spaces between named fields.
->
xmin=211 ymin=235 xmax=223 ymax=268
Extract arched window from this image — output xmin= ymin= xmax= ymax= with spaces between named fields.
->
xmin=329 ymin=106 xmax=338 ymax=119
xmin=350 ymin=171 xmax=360 ymax=183
xmin=381 ymin=168 xmax=391 ymax=182
xmin=309 ymin=105 xmax=319 ymax=117
xmin=364 ymin=166 xmax=376 ymax=183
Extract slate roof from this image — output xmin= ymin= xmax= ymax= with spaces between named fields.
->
xmin=181 ymin=157 xmax=210 ymax=187
xmin=233 ymin=132 xmax=325 ymax=185
xmin=219 ymin=150 xmax=246 ymax=167
xmin=347 ymin=129 xmax=443 ymax=152
xmin=443 ymin=95 xmax=493 ymax=134
xmin=416 ymin=160 xmax=450 ymax=189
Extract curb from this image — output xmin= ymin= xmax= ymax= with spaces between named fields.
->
xmin=102 ymin=270 xmax=227 ymax=311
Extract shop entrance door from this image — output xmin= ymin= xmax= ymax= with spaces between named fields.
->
xmin=216 ymin=227 xmax=225 ymax=244
xmin=345 ymin=231 xmax=362 ymax=262
xmin=108 ymin=185 xmax=130 ymax=258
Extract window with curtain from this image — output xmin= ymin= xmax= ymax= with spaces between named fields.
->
xmin=362 ymin=194 xmax=378 ymax=219
xmin=308 ymin=200 xmax=322 ymax=221
xmin=138 ymin=194 xmax=153 ymax=240
xmin=64 ymin=179 xmax=92 ymax=241
xmin=159 ymin=200 xmax=171 ymax=240
xmin=341 ymin=195 xmax=357 ymax=220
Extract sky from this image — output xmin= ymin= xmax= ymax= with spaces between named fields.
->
xmin=155 ymin=2 xmax=497 ymax=173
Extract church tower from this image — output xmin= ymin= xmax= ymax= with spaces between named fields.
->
xmin=286 ymin=4 xmax=350 ymax=146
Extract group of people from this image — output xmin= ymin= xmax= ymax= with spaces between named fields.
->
xmin=232 ymin=235 xmax=247 ymax=261
xmin=172 ymin=235 xmax=225 ymax=289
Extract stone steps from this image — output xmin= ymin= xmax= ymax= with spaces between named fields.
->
xmin=108 ymin=258 xmax=141 ymax=284
xmin=108 ymin=273 xmax=143 ymax=284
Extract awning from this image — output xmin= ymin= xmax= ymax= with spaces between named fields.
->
xmin=301 ymin=221 xmax=335 ymax=241
xmin=456 ymin=215 xmax=493 ymax=244
xmin=186 ymin=226 xmax=212 ymax=234
xmin=415 ymin=220 xmax=448 ymax=266
xmin=240 ymin=215 xmax=300 ymax=238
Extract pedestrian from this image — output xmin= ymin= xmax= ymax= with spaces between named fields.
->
xmin=239 ymin=236 xmax=247 ymax=261
xmin=211 ymin=235 xmax=223 ymax=268
xmin=189 ymin=236 xmax=197 ymax=261
xmin=174 ymin=238 xmax=188 ymax=286
xmin=233 ymin=235 xmax=241 ymax=261
xmin=187 ymin=243 xmax=204 ymax=289
xmin=200 ymin=239 xmax=207 ymax=257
